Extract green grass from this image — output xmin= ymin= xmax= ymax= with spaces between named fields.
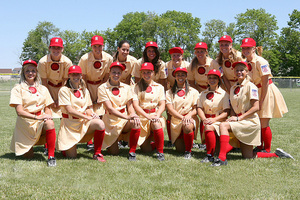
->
xmin=0 ymin=87 xmax=299 ymax=199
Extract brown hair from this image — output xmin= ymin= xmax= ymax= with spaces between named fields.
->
xmin=190 ymin=50 xmax=210 ymax=71
xmin=65 ymin=78 xmax=87 ymax=97
xmin=171 ymin=79 xmax=189 ymax=97
xmin=242 ymin=46 xmax=263 ymax=59
xmin=113 ymin=40 xmax=130 ymax=61
xmin=136 ymin=78 xmax=149 ymax=101
xmin=143 ymin=47 xmax=161 ymax=75
xmin=216 ymin=48 xmax=239 ymax=66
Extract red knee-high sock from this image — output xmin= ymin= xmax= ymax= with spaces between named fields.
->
xmin=205 ymin=130 xmax=216 ymax=155
xmin=166 ymin=120 xmax=171 ymax=141
xmin=218 ymin=135 xmax=230 ymax=161
xmin=257 ymin=152 xmax=278 ymax=158
xmin=153 ymin=128 xmax=164 ymax=153
xmin=46 ymin=129 xmax=56 ymax=159
xmin=87 ymin=139 xmax=93 ymax=145
xmin=184 ymin=132 xmax=194 ymax=152
xmin=94 ymin=129 xmax=105 ymax=155
xmin=44 ymin=143 xmax=48 ymax=149
xmin=129 ymin=129 xmax=141 ymax=153
xmin=262 ymin=127 xmax=272 ymax=153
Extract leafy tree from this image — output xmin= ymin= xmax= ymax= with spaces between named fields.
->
xmin=60 ymin=30 xmax=83 ymax=64
xmin=235 ymin=8 xmax=278 ymax=50
xmin=20 ymin=21 xmax=59 ymax=63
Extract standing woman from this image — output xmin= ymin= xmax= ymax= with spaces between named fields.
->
xmin=10 ymin=60 xmax=57 ymax=166
xmin=165 ymin=47 xmax=190 ymax=146
xmin=133 ymin=41 xmax=167 ymax=88
xmin=38 ymin=37 xmax=73 ymax=118
xmin=215 ymin=35 xmax=244 ymax=92
xmin=197 ymin=69 xmax=230 ymax=163
xmin=166 ymin=67 xmax=199 ymax=159
xmin=211 ymin=61 xmax=293 ymax=167
xmin=132 ymin=62 xmax=166 ymax=161
xmin=98 ymin=62 xmax=141 ymax=161
xmin=57 ymin=65 xmax=106 ymax=162
xmin=108 ymin=40 xmax=137 ymax=85
xmin=241 ymin=38 xmax=288 ymax=153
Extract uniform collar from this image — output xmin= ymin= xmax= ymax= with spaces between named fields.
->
xmin=47 ymin=54 xmax=63 ymax=63
xmin=88 ymin=51 xmax=108 ymax=62
xmin=235 ymin=75 xmax=251 ymax=87
xmin=106 ymin=80 xmax=125 ymax=88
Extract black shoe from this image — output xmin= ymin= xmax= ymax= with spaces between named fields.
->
xmin=275 ymin=148 xmax=295 ymax=160
xmin=47 ymin=157 xmax=56 ymax=167
xmin=201 ymin=154 xmax=214 ymax=163
xmin=184 ymin=151 xmax=192 ymax=159
xmin=198 ymin=144 xmax=206 ymax=151
xmin=230 ymin=148 xmax=241 ymax=153
xmin=166 ymin=140 xmax=173 ymax=147
xmin=157 ymin=153 xmax=165 ymax=161
xmin=118 ymin=141 xmax=128 ymax=149
xmin=87 ymin=144 xmax=94 ymax=151
xmin=43 ymin=148 xmax=48 ymax=156
xmin=253 ymin=147 xmax=266 ymax=153
xmin=211 ymin=158 xmax=227 ymax=167
xmin=128 ymin=152 xmax=136 ymax=161
xmin=192 ymin=142 xmax=199 ymax=149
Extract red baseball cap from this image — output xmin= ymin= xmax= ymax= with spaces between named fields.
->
xmin=68 ymin=65 xmax=82 ymax=74
xmin=232 ymin=61 xmax=252 ymax=71
xmin=240 ymin=38 xmax=256 ymax=47
xmin=110 ymin=62 xmax=126 ymax=71
xmin=49 ymin=37 xmax=63 ymax=48
xmin=194 ymin=42 xmax=208 ymax=50
xmin=172 ymin=67 xmax=188 ymax=77
xmin=145 ymin=41 xmax=158 ymax=48
xmin=207 ymin=69 xmax=221 ymax=78
xmin=91 ymin=35 xmax=104 ymax=46
xmin=22 ymin=59 xmax=37 ymax=67
xmin=169 ymin=47 xmax=184 ymax=55
xmin=140 ymin=62 xmax=154 ymax=71
xmin=218 ymin=35 xmax=233 ymax=43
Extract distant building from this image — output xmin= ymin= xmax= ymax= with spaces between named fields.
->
xmin=0 ymin=69 xmax=13 ymax=74
xmin=13 ymin=68 xmax=21 ymax=74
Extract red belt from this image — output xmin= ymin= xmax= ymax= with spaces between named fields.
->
xmin=87 ymin=80 xmax=102 ymax=85
xmin=143 ymin=108 xmax=156 ymax=113
xmin=205 ymin=114 xmax=216 ymax=118
xmin=31 ymin=110 xmax=42 ymax=116
xmin=62 ymin=113 xmax=79 ymax=119
xmin=229 ymin=79 xmax=238 ymax=82
xmin=256 ymin=79 xmax=273 ymax=88
xmin=236 ymin=113 xmax=242 ymax=117
xmin=198 ymin=84 xmax=208 ymax=89
xmin=48 ymin=81 xmax=63 ymax=87
xmin=105 ymin=108 xmax=126 ymax=115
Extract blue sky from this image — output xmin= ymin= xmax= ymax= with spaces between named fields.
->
xmin=0 ymin=0 xmax=299 ymax=69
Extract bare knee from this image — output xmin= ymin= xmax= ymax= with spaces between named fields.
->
xmin=150 ymin=121 xmax=162 ymax=130
xmin=204 ymin=124 xmax=214 ymax=131
xmin=91 ymin=119 xmax=105 ymax=130
xmin=44 ymin=120 xmax=55 ymax=130
xmin=183 ymin=123 xmax=194 ymax=134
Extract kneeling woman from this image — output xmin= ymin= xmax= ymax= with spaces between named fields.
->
xmin=166 ymin=67 xmax=199 ymax=159
xmin=57 ymin=65 xmax=106 ymax=162
xmin=98 ymin=62 xmax=141 ymax=161
xmin=212 ymin=61 xmax=293 ymax=166
xmin=132 ymin=63 xmax=166 ymax=161
xmin=10 ymin=60 xmax=57 ymax=167
xmin=197 ymin=69 xmax=230 ymax=163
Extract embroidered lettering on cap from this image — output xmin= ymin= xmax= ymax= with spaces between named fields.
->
xmin=145 ymin=63 xmax=148 ymax=66
xmin=28 ymin=59 xmax=31 ymax=62
xmin=199 ymin=42 xmax=202 ymax=45
xmin=95 ymin=37 xmax=98 ymax=40
xmin=245 ymin=39 xmax=248 ymax=42
xmin=55 ymin=39 xmax=59 ymax=42
xmin=224 ymin=36 xmax=226 ymax=38
xmin=150 ymin=42 xmax=153 ymax=44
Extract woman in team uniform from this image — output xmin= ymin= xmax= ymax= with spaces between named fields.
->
xmin=10 ymin=60 xmax=57 ymax=167
xmin=98 ymin=62 xmax=141 ymax=161
xmin=240 ymin=38 xmax=288 ymax=153
xmin=197 ymin=69 xmax=230 ymax=163
xmin=57 ymin=65 xmax=106 ymax=162
xmin=215 ymin=35 xmax=244 ymax=92
xmin=211 ymin=61 xmax=293 ymax=167
xmin=166 ymin=67 xmax=199 ymax=159
xmin=133 ymin=41 xmax=167 ymax=88
xmin=78 ymin=35 xmax=113 ymax=151
xmin=38 ymin=37 xmax=73 ymax=118
xmin=132 ymin=62 xmax=166 ymax=161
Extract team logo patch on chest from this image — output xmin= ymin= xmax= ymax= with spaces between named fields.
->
xmin=234 ymin=87 xmax=240 ymax=95
xmin=177 ymin=89 xmax=185 ymax=97
xmin=146 ymin=86 xmax=152 ymax=93
xmin=198 ymin=67 xmax=206 ymax=75
xmin=112 ymin=87 xmax=120 ymax=95
xmin=206 ymin=92 xmax=214 ymax=100
xmin=51 ymin=63 xmax=59 ymax=71
xmin=29 ymin=87 xmax=37 ymax=94
xmin=224 ymin=61 xmax=231 ymax=68
xmin=94 ymin=61 xmax=102 ymax=69
xmin=74 ymin=90 xmax=81 ymax=98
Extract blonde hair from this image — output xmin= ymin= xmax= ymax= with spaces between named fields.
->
xmin=19 ymin=64 xmax=41 ymax=84
xmin=216 ymin=48 xmax=239 ymax=66
xmin=191 ymin=50 xmax=210 ymax=71
xmin=242 ymin=46 xmax=263 ymax=59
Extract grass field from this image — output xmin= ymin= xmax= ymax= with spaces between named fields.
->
xmin=0 ymin=86 xmax=299 ymax=199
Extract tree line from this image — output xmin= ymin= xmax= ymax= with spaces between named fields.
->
xmin=20 ymin=9 xmax=300 ymax=76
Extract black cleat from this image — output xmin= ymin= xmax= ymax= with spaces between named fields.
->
xmin=201 ymin=154 xmax=214 ymax=163
xmin=47 ymin=157 xmax=56 ymax=167
xmin=275 ymin=148 xmax=294 ymax=160
xmin=128 ymin=152 xmax=136 ymax=161
xmin=157 ymin=153 xmax=165 ymax=161
xmin=184 ymin=151 xmax=192 ymax=159
xmin=87 ymin=144 xmax=94 ymax=151
xmin=211 ymin=158 xmax=227 ymax=167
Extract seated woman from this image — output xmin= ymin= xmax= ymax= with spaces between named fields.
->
xmin=212 ymin=61 xmax=294 ymax=167
xmin=57 ymin=65 xmax=106 ymax=162
xmin=98 ymin=62 xmax=141 ymax=161
xmin=132 ymin=62 xmax=166 ymax=161
xmin=166 ymin=67 xmax=199 ymax=159
xmin=10 ymin=60 xmax=57 ymax=167
xmin=197 ymin=69 xmax=230 ymax=163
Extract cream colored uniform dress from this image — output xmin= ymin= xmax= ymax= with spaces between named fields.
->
xmin=98 ymin=81 xmax=133 ymax=149
xmin=219 ymin=51 xmax=244 ymax=87
xmin=166 ymin=87 xmax=199 ymax=144
xmin=229 ymin=76 xmax=261 ymax=147
xmin=133 ymin=58 xmax=167 ymax=83
xmin=10 ymin=82 xmax=54 ymax=155
xmin=197 ymin=87 xmax=230 ymax=135
xmin=57 ymin=86 xmax=93 ymax=151
xmin=132 ymin=81 xmax=166 ymax=146
xmin=187 ymin=57 xmax=219 ymax=90
xmin=38 ymin=54 xmax=72 ymax=118
xmin=247 ymin=54 xmax=288 ymax=118
xmin=107 ymin=55 xmax=137 ymax=83
xmin=166 ymin=60 xmax=190 ymax=89
xmin=78 ymin=51 xmax=113 ymax=115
